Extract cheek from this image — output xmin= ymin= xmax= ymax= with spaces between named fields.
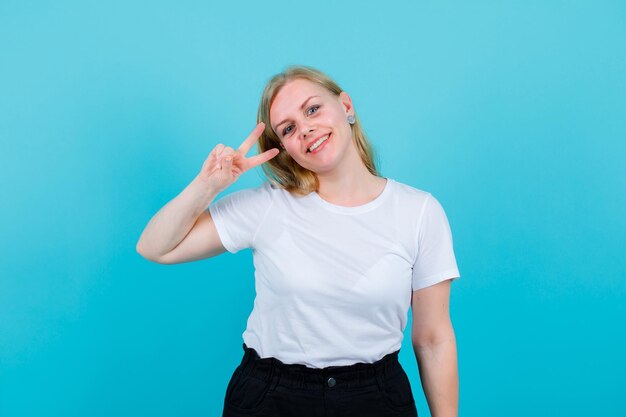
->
xmin=322 ymin=111 xmax=342 ymax=126
xmin=284 ymin=143 xmax=302 ymax=158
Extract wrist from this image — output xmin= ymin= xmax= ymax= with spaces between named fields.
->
xmin=189 ymin=174 xmax=220 ymax=204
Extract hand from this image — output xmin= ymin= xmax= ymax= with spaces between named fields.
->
xmin=198 ymin=122 xmax=280 ymax=194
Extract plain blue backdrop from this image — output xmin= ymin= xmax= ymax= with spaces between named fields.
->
xmin=1 ymin=0 xmax=624 ymax=416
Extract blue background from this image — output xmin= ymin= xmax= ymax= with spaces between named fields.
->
xmin=1 ymin=1 xmax=624 ymax=416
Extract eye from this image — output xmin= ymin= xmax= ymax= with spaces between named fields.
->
xmin=281 ymin=106 xmax=320 ymax=137
xmin=307 ymin=105 xmax=320 ymax=115
xmin=282 ymin=125 xmax=293 ymax=136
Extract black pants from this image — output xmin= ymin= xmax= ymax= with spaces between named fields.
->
xmin=222 ymin=343 xmax=418 ymax=417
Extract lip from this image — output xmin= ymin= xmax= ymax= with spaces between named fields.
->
xmin=305 ymin=133 xmax=331 ymax=153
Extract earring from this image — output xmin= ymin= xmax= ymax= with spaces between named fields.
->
xmin=347 ymin=115 xmax=355 ymax=125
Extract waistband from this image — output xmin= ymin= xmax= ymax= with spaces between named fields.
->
xmin=236 ymin=343 xmax=403 ymax=392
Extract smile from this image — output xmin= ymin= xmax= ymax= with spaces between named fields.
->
xmin=307 ymin=134 xmax=330 ymax=153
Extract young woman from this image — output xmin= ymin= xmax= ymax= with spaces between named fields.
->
xmin=137 ymin=66 xmax=461 ymax=417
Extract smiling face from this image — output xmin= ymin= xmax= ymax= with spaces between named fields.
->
xmin=269 ymin=78 xmax=355 ymax=174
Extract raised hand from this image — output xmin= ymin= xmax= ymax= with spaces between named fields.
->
xmin=198 ymin=122 xmax=280 ymax=194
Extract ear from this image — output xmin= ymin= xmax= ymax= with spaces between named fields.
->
xmin=338 ymin=91 xmax=354 ymax=116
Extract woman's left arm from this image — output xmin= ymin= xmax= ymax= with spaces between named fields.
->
xmin=411 ymin=279 xmax=458 ymax=417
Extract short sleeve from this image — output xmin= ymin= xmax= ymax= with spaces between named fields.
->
xmin=412 ymin=194 xmax=461 ymax=291
xmin=208 ymin=182 xmax=274 ymax=254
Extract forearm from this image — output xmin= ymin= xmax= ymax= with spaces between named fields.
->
xmin=136 ymin=175 xmax=219 ymax=259
xmin=413 ymin=327 xmax=459 ymax=417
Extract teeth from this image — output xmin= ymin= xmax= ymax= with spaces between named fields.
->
xmin=308 ymin=134 xmax=329 ymax=152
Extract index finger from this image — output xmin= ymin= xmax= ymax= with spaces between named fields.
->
xmin=237 ymin=122 xmax=266 ymax=156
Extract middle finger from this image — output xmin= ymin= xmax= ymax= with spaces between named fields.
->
xmin=237 ymin=122 xmax=265 ymax=156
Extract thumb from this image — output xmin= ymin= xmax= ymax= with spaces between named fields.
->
xmin=222 ymin=155 xmax=233 ymax=169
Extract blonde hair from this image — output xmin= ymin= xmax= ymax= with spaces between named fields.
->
xmin=256 ymin=65 xmax=380 ymax=196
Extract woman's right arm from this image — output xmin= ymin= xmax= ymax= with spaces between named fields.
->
xmin=135 ymin=122 xmax=279 ymax=264
xmin=135 ymin=174 xmax=225 ymax=264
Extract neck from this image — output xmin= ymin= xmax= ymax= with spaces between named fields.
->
xmin=314 ymin=144 xmax=386 ymax=207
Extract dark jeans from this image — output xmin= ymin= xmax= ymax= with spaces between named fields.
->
xmin=222 ymin=343 xmax=418 ymax=417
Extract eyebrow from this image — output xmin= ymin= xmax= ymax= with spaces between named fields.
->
xmin=273 ymin=95 xmax=320 ymax=133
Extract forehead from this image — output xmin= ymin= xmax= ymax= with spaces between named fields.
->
xmin=270 ymin=79 xmax=330 ymax=123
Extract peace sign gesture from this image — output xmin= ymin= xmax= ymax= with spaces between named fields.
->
xmin=198 ymin=122 xmax=280 ymax=194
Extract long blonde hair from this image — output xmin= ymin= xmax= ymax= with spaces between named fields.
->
xmin=256 ymin=65 xmax=380 ymax=196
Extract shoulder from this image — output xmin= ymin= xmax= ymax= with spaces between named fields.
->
xmin=387 ymin=179 xmax=457 ymax=227
xmin=387 ymin=178 xmax=432 ymax=206
xmin=233 ymin=180 xmax=277 ymax=195
xmin=212 ymin=181 xmax=278 ymax=208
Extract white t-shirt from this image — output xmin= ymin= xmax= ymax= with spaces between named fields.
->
xmin=209 ymin=177 xmax=460 ymax=368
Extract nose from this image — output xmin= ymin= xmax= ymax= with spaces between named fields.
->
xmin=300 ymin=125 xmax=314 ymax=139
xmin=302 ymin=128 xmax=313 ymax=139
